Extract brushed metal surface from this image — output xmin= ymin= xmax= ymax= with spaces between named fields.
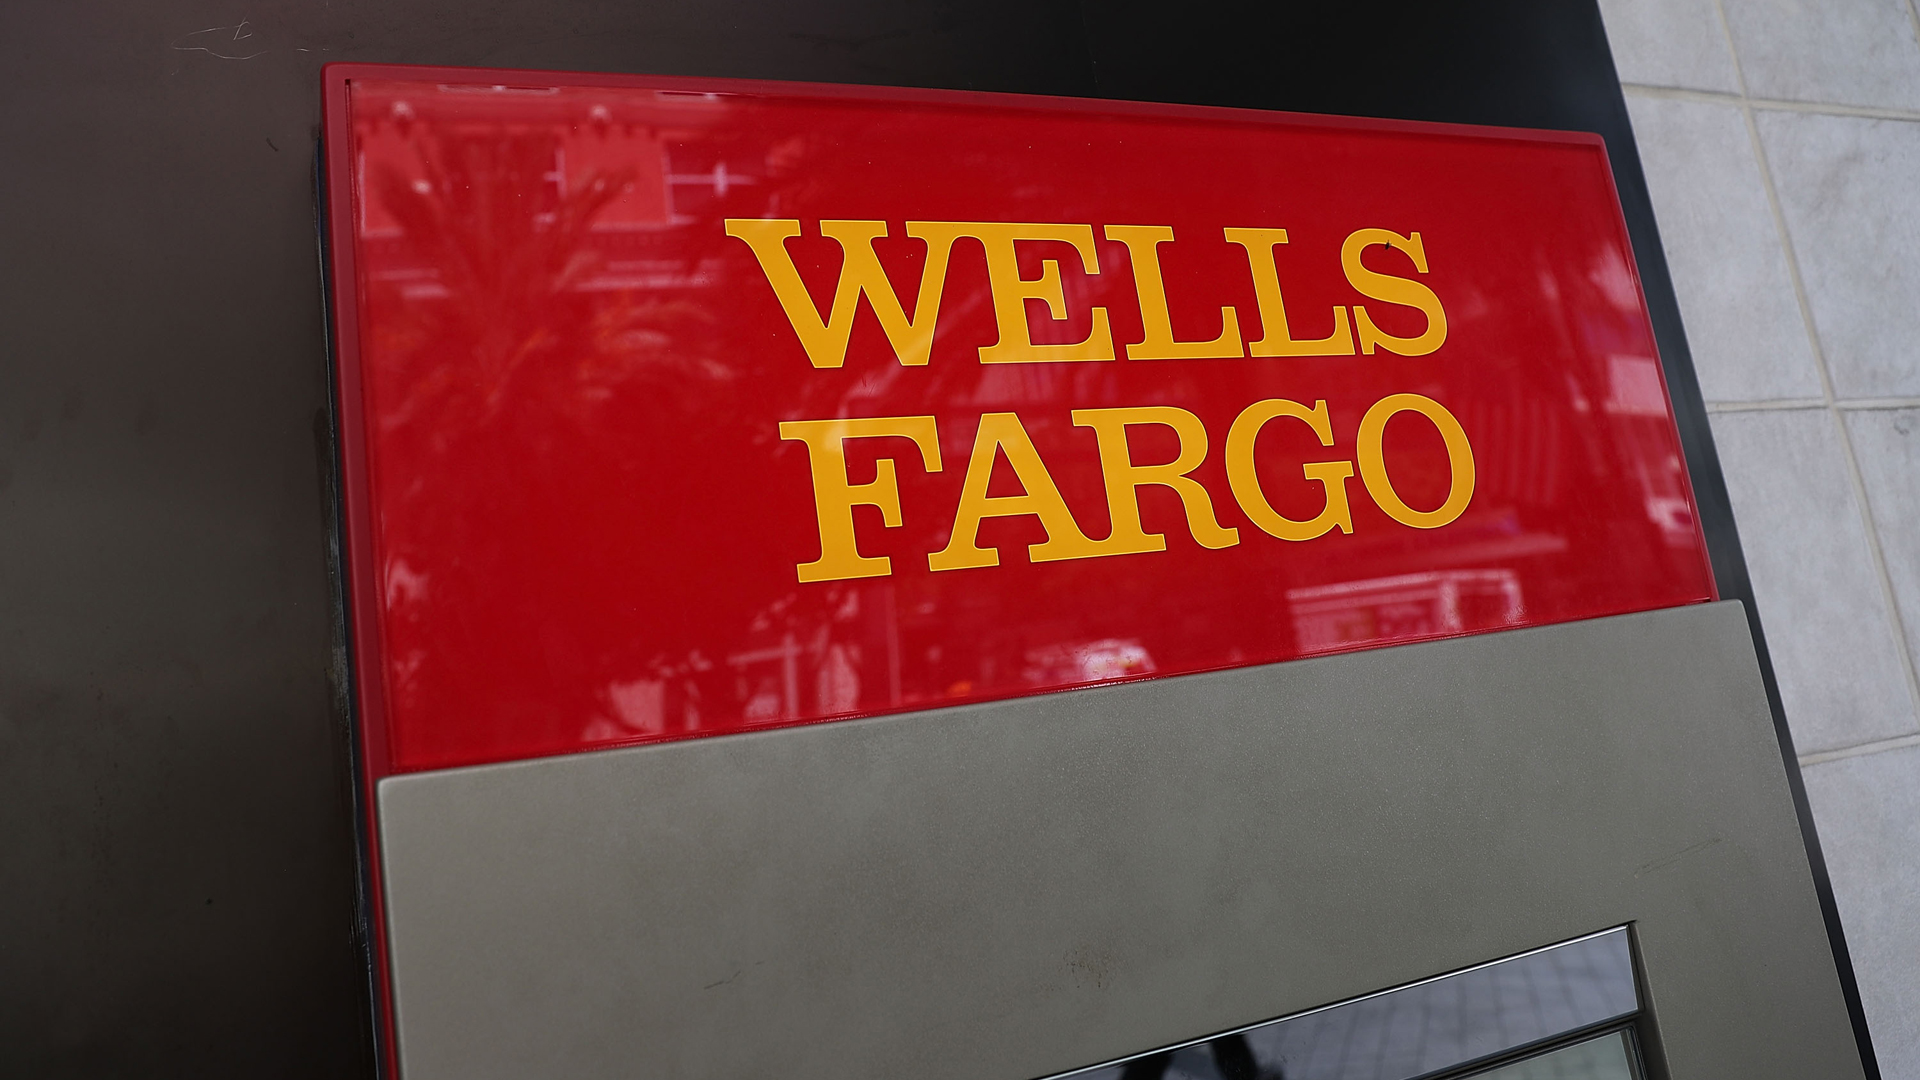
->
xmin=379 ymin=602 xmax=1857 ymax=1080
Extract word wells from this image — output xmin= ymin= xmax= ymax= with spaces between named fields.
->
xmin=779 ymin=397 xmax=1474 ymax=582
xmin=726 ymin=219 xmax=1448 ymax=364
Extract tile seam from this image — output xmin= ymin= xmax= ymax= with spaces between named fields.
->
xmin=1800 ymin=731 xmax=1920 ymax=767
xmin=1707 ymin=397 xmax=1920 ymax=413
xmin=1705 ymin=399 xmax=1825 ymax=414
xmin=1622 ymin=83 xmax=1920 ymax=124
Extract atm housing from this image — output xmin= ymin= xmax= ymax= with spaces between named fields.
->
xmin=321 ymin=66 xmax=1864 ymax=1079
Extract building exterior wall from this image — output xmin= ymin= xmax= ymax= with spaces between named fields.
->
xmin=1601 ymin=1 xmax=1920 ymax=1073
xmin=0 ymin=1 xmax=1881 ymax=1073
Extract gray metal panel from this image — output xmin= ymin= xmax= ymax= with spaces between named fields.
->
xmin=378 ymin=601 xmax=1857 ymax=1080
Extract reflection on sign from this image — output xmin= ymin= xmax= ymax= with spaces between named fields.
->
xmin=327 ymin=71 xmax=1716 ymax=770
xmin=1289 ymin=570 xmax=1524 ymax=655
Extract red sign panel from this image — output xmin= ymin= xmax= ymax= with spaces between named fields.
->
xmin=324 ymin=65 xmax=1714 ymax=777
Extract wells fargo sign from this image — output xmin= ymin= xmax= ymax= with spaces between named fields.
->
xmin=324 ymin=67 xmax=1715 ymax=774
xmin=733 ymin=219 xmax=1473 ymax=583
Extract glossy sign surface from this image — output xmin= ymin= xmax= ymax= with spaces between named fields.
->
xmin=325 ymin=67 xmax=1714 ymax=773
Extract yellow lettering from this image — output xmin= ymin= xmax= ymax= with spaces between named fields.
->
xmin=929 ymin=412 xmax=1114 ymax=570
xmin=779 ymin=416 xmax=943 ymax=581
xmin=1355 ymin=394 xmax=1474 ymax=528
xmin=1340 ymin=228 xmax=1447 ymax=356
xmin=1103 ymin=225 xmax=1242 ymax=360
xmin=1222 ymin=227 xmax=1354 ymax=356
xmin=914 ymin=222 xmax=1115 ymax=364
xmin=1224 ymin=399 xmax=1355 ymax=541
xmin=1071 ymin=406 xmax=1240 ymax=553
xmin=725 ymin=219 xmax=959 ymax=368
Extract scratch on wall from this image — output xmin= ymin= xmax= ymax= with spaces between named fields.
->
xmin=172 ymin=20 xmax=267 ymax=60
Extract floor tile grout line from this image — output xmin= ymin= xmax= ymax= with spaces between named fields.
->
xmin=1906 ymin=0 xmax=1920 ymax=63
xmin=1622 ymin=83 xmax=1920 ymax=124
xmin=1709 ymin=0 xmax=1920 ymax=726
xmin=1707 ymin=397 xmax=1920 ymax=413
xmin=1801 ymin=730 xmax=1920 ymax=767
xmin=1707 ymin=0 xmax=1747 ymax=102
xmin=1705 ymin=399 xmax=1824 ymax=413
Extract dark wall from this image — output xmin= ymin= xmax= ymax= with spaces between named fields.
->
xmin=0 ymin=1 xmax=1868 ymax=1076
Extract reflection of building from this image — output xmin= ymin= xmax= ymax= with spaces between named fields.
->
xmin=1289 ymin=569 xmax=1524 ymax=654
xmin=353 ymin=82 xmax=757 ymax=296
xmin=582 ymin=590 xmax=880 ymax=744
xmin=1605 ymin=353 xmax=1699 ymax=545
xmin=724 ymin=599 xmax=869 ymax=722
xmin=1022 ymin=638 xmax=1156 ymax=686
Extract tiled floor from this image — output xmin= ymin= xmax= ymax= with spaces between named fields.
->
xmin=1601 ymin=0 xmax=1920 ymax=1074
xmin=1709 ymin=409 xmax=1917 ymax=753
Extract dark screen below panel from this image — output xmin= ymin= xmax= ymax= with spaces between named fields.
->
xmin=1051 ymin=928 xmax=1637 ymax=1080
